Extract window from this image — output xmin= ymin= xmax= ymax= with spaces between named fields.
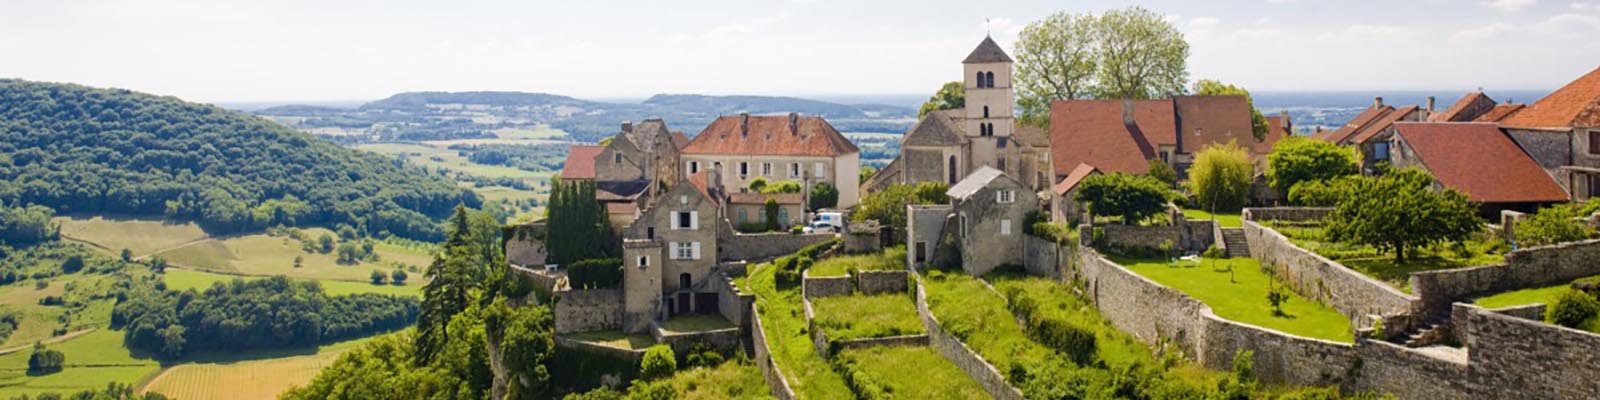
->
xmin=675 ymin=211 xmax=698 ymax=230
xmin=1590 ymin=174 xmax=1600 ymax=198
xmin=1374 ymin=142 xmax=1391 ymax=160
xmin=778 ymin=208 xmax=789 ymax=226
xmin=998 ymin=157 xmax=1006 ymax=171
xmin=985 ymin=72 xmax=995 ymax=88
xmin=997 ymin=190 xmax=1015 ymax=204
xmin=762 ymin=163 xmax=771 ymax=176
xmin=737 ymin=208 xmax=748 ymax=224
xmin=914 ymin=242 xmax=927 ymax=263
xmin=814 ymin=162 xmax=825 ymax=178
xmin=1001 ymin=219 xmax=1012 ymax=235
xmin=948 ymin=156 xmax=958 ymax=184
xmin=975 ymin=71 xmax=985 ymax=88
xmin=790 ymin=163 xmax=801 ymax=177
xmin=637 ymin=256 xmax=650 ymax=269
xmin=688 ymin=161 xmax=699 ymax=175
xmin=960 ymin=213 xmax=969 ymax=236
xmin=739 ymin=162 xmax=749 ymax=177
xmin=997 ymin=139 xmax=1007 ymax=149
xmin=674 ymin=242 xmax=693 ymax=260
xmin=646 ymin=227 xmax=655 ymax=239
xmin=614 ymin=152 xmax=622 ymax=163
xmin=679 ymin=273 xmax=691 ymax=289
xmin=1589 ymin=131 xmax=1600 ymax=154
xmin=983 ymin=106 xmax=989 ymax=118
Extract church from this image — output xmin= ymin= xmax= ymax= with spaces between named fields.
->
xmin=863 ymin=36 xmax=1054 ymax=195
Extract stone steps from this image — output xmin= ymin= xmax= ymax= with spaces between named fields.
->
xmin=1220 ymin=228 xmax=1250 ymax=258
xmin=1403 ymin=318 xmax=1451 ymax=347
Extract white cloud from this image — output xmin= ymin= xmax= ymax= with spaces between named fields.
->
xmin=1575 ymin=2 xmax=1596 ymax=9
xmin=1451 ymin=12 xmax=1600 ymax=41
xmin=1482 ymin=0 xmax=1537 ymax=11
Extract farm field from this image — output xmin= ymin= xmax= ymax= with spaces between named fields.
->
xmin=139 ymin=335 xmax=378 ymax=400
xmin=1111 ymin=255 xmax=1355 ymax=342
xmin=0 ymin=330 xmax=160 ymax=398
xmin=356 ymin=142 xmax=554 ymax=181
xmin=56 ymin=216 xmax=209 ymax=257
xmin=150 ymin=227 xmax=432 ymax=283
xmin=164 ymin=269 xmax=422 ymax=297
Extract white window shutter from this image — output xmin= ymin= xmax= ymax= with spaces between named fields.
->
xmin=996 ymin=191 xmax=1002 ymax=203
xmin=668 ymin=242 xmax=679 ymax=260
xmin=689 ymin=211 xmax=699 ymax=230
xmin=1001 ymin=219 xmax=1012 ymax=235
xmin=691 ymin=242 xmax=702 ymax=260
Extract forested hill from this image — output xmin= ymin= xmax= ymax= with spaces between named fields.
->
xmin=0 ymin=79 xmax=478 ymax=240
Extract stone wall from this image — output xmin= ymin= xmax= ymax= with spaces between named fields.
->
xmin=1076 ymin=251 xmax=1214 ymax=355
xmin=720 ymin=232 xmax=835 ymax=262
xmin=1411 ymin=238 xmax=1600 ymax=315
xmin=554 ymin=288 xmax=624 ymax=334
xmin=911 ymin=272 xmax=1026 ymax=400
xmin=1243 ymin=221 xmax=1417 ymax=325
xmin=855 ymin=270 xmax=909 ymax=295
xmin=749 ymin=303 xmax=798 ymax=400
xmin=653 ymin=324 xmax=742 ymax=355
xmin=1348 ymin=337 xmax=1472 ymax=399
xmin=1467 ymin=305 xmax=1600 ymax=399
xmin=717 ymin=274 xmax=754 ymax=328
xmin=1022 ymin=235 xmax=1067 ymax=279
xmin=1097 ymin=220 xmax=1215 ymax=253
xmin=554 ymin=335 xmax=647 ymax=363
xmin=830 ymin=334 xmax=929 ymax=354
xmin=844 ymin=220 xmax=882 ymax=254
xmin=802 ymin=272 xmax=853 ymax=299
xmin=1242 ymin=207 xmax=1333 ymax=222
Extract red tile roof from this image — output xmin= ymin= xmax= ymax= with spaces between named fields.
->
xmin=684 ymin=171 xmax=715 ymax=202
xmin=1256 ymin=115 xmax=1290 ymax=155
xmin=1048 ymin=100 xmax=1166 ymax=175
xmin=670 ymin=132 xmax=690 ymax=149
xmin=1394 ymin=122 xmax=1567 ymax=203
xmin=682 ymin=114 xmax=859 ymax=157
xmin=1473 ymin=104 xmax=1525 ymax=122
xmin=561 ymin=145 xmax=604 ymax=180
xmin=1323 ymin=106 xmax=1393 ymax=144
xmin=1351 ymin=106 xmax=1419 ymax=144
xmin=1174 ymin=95 xmax=1255 ymax=154
xmin=1502 ymin=66 xmax=1600 ymax=129
xmin=1428 ymin=92 xmax=1496 ymax=122
xmin=1053 ymin=163 xmax=1100 ymax=195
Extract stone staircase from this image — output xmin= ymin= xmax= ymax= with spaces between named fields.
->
xmin=1220 ymin=228 xmax=1250 ymax=258
xmin=1403 ymin=316 xmax=1452 ymax=347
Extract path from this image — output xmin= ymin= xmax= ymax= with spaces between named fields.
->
xmin=0 ymin=327 xmax=97 ymax=355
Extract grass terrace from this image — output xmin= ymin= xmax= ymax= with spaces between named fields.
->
xmin=986 ymin=270 xmax=1173 ymax=365
xmin=658 ymin=314 xmax=735 ymax=334
xmin=833 ymin=346 xmax=987 ymax=399
xmin=1266 ymin=222 xmax=1506 ymax=291
xmin=1473 ymin=275 xmax=1600 ymax=309
xmin=806 ymin=246 xmax=906 ymax=277
xmin=745 ymin=262 xmax=854 ymax=399
xmin=809 ymin=293 xmax=923 ymax=342
xmin=642 ymin=358 xmax=770 ymax=400
xmin=563 ymin=330 xmax=655 ymax=351
xmin=1182 ymin=209 xmax=1243 ymax=228
xmin=1109 ymin=256 xmax=1355 ymax=342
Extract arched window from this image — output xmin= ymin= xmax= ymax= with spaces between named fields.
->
xmin=983 ymin=106 xmax=989 ymax=118
xmin=975 ymin=71 xmax=985 ymax=88
xmin=948 ymin=156 xmax=958 ymax=184
xmin=985 ymin=72 xmax=996 ymax=88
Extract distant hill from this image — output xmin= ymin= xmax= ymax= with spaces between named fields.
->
xmin=359 ymin=91 xmax=598 ymax=112
xmin=0 ymin=79 xmax=477 ymax=241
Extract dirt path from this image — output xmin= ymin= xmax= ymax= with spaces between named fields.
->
xmin=0 ymin=327 xmax=96 ymax=355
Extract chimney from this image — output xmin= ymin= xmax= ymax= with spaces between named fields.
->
xmin=1280 ymin=111 xmax=1291 ymax=129
xmin=621 ymin=121 xmax=633 ymax=133
xmin=1121 ymin=99 xmax=1135 ymax=126
xmin=788 ymin=112 xmax=799 ymax=135
xmin=1426 ymin=96 xmax=1436 ymax=112
xmin=739 ymin=113 xmax=749 ymax=137
xmin=1374 ymin=96 xmax=1384 ymax=108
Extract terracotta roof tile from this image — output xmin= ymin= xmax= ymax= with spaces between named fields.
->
xmin=1048 ymin=99 xmax=1167 ymax=176
xmin=1394 ymin=122 xmax=1567 ymax=203
xmin=1351 ymin=106 xmax=1419 ymax=144
xmin=1473 ymin=104 xmax=1525 ymax=122
xmin=1053 ymin=163 xmax=1100 ymax=195
xmin=682 ymin=114 xmax=859 ymax=157
xmin=1428 ymin=92 xmax=1496 ymax=122
xmin=1174 ymin=95 xmax=1255 ymax=154
xmin=1256 ymin=115 xmax=1290 ymax=155
xmin=670 ymin=132 xmax=690 ymax=149
xmin=1503 ymin=66 xmax=1600 ymax=129
xmin=685 ymin=171 xmax=714 ymax=202
xmin=560 ymin=145 xmax=604 ymax=180
xmin=1323 ymin=106 xmax=1393 ymax=144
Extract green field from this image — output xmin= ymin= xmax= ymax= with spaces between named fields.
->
xmin=151 ymin=227 xmax=432 ymax=284
xmin=56 ymin=216 xmax=209 ymax=257
xmin=0 ymin=330 xmax=160 ymax=398
xmin=1182 ymin=209 xmax=1243 ymax=228
xmin=1267 ymin=223 xmax=1506 ymax=291
xmin=745 ymin=263 xmax=854 ymax=399
xmin=1109 ymin=256 xmax=1355 ymax=342
xmin=356 ymin=142 xmax=554 ymax=181
xmin=139 ymin=335 xmax=378 ymax=400
xmin=833 ymin=346 xmax=987 ymax=399
xmin=0 ymin=273 xmax=123 ymax=349
xmin=810 ymin=294 xmax=923 ymax=342
xmin=164 ymin=269 xmax=422 ymax=297
xmin=806 ymin=246 xmax=906 ymax=277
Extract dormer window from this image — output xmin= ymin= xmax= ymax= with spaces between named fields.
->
xmin=997 ymin=190 xmax=1016 ymax=204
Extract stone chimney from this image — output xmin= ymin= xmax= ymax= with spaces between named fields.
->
xmin=1374 ymin=96 xmax=1384 ymax=108
xmin=621 ymin=121 xmax=633 ymax=133
xmin=1426 ymin=96 xmax=1436 ymax=112
xmin=1121 ymin=99 xmax=1135 ymax=126
xmin=1280 ymin=111 xmax=1291 ymax=129
xmin=788 ymin=112 xmax=799 ymax=135
xmin=739 ymin=113 xmax=750 ymax=137
xmin=709 ymin=162 xmax=725 ymax=198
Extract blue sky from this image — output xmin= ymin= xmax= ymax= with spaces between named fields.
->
xmin=2 ymin=0 xmax=1597 ymax=102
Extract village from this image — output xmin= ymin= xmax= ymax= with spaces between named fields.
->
xmin=496 ymin=33 xmax=1600 ymax=400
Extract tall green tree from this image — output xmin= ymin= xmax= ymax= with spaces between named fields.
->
xmin=416 ymin=206 xmax=490 ymax=365
xmin=1324 ymin=168 xmax=1482 ymax=263
xmin=544 ymin=179 xmax=619 ymax=265
xmin=809 ymin=181 xmax=839 ymax=211
xmin=1193 ymin=79 xmax=1269 ymax=141
xmin=1187 ymin=141 xmax=1254 ymax=213
xmin=1013 ymin=7 xmax=1190 ymax=125
xmin=1267 ymin=137 xmax=1361 ymax=197
xmin=1015 ymin=11 xmax=1100 ymax=125
xmin=1094 ymin=7 xmax=1190 ymax=100
xmin=1074 ymin=173 xmax=1173 ymax=225
xmin=917 ymin=81 xmax=965 ymax=118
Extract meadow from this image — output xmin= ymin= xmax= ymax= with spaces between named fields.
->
xmin=56 ymin=216 xmax=209 ymax=257
xmin=1108 ymin=256 xmax=1355 ymax=342
xmin=138 ymin=335 xmax=379 ymax=400
xmin=163 ymin=269 xmax=422 ymax=297
xmin=0 ymin=330 xmax=161 ymax=399
xmin=150 ymin=227 xmax=433 ymax=284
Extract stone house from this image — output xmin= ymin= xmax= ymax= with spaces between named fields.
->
xmin=1494 ymin=66 xmax=1600 ymax=200
xmin=680 ymin=113 xmax=862 ymax=209
xmin=1051 ymin=163 xmax=1100 ymax=224
xmin=945 ymin=166 xmax=1038 ymax=276
xmin=865 ymin=36 xmax=1054 ymax=195
xmin=726 ymin=192 xmax=804 ymax=232
xmin=1315 ymin=97 xmax=1430 ymax=173
xmin=620 ymin=170 xmax=724 ymax=333
xmin=1047 ymin=95 xmax=1262 ymax=179
xmin=1386 ymin=122 xmax=1568 ymax=215
xmin=561 ymin=119 xmax=691 ymax=228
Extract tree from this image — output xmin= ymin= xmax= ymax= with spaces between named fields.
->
xmin=764 ymin=197 xmax=781 ymax=231
xmin=1193 ymin=79 xmax=1269 ymax=141
xmin=60 ymin=255 xmax=85 ymax=273
xmin=544 ymin=180 xmax=619 ymax=266
xmin=1515 ymin=204 xmax=1596 ymax=247
xmin=853 ymin=183 xmax=949 ymax=231
xmin=121 ymin=248 xmax=133 ymax=262
xmin=1267 ymin=137 xmax=1360 ymax=197
xmin=639 ymin=345 xmax=677 ymax=380
xmin=747 ymin=177 xmax=768 ymax=193
xmin=759 ymin=180 xmax=802 ymax=194
xmin=318 ymin=234 xmax=336 ymax=254
xmin=917 ymin=81 xmax=965 ymax=118
xmin=391 ymin=269 xmax=409 ymax=285
xmin=1074 ymin=173 xmax=1172 ymax=225
xmin=1145 ymin=159 xmax=1177 ymax=188
xmin=337 ymin=242 xmax=363 ymax=265
xmin=1093 ymin=7 xmax=1190 ymax=100
xmin=1323 ymin=168 xmax=1483 ymax=263
xmin=809 ymin=181 xmax=839 ymax=211
xmin=27 ymin=344 xmax=64 ymax=374
xmin=490 ymin=298 xmax=555 ymax=398
xmin=859 ymin=167 xmax=877 ymax=185
xmin=1186 ymin=141 xmax=1254 ymax=214
xmin=0 ymin=204 xmax=58 ymax=246
xmin=1015 ymin=11 xmax=1100 ymax=124
xmin=293 ymin=255 xmax=304 ymax=268
xmin=371 ymin=270 xmax=388 ymax=285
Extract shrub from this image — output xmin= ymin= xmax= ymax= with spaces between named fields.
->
xmin=1287 ymin=179 xmax=1347 ymax=207
xmin=1267 ymin=289 xmax=1290 ymax=317
xmin=1515 ymin=204 xmax=1596 ymax=247
xmin=1186 ymin=140 xmax=1254 ymax=213
xmin=1074 ymin=173 xmax=1174 ymax=225
xmin=1030 ymin=316 xmax=1097 ymax=366
xmin=1267 ymin=137 xmax=1360 ymax=196
xmin=369 ymin=270 xmax=387 ymax=285
xmin=1546 ymin=289 xmax=1600 ymax=329
xmin=566 ymin=258 xmax=623 ymax=289
xmin=390 ymin=269 xmax=408 ymax=285
xmin=638 ymin=345 xmax=677 ymax=380
xmin=27 ymin=344 xmax=64 ymax=374
xmin=1202 ymin=245 xmax=1227 ymax=259
xmin=809 ymin=181 xmax=839 ymax=211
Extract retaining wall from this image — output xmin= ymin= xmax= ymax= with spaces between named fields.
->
xmin=1097 ymin=220 xmax=1215 ymax=253
xmin=749 ymin=303 xmax=798 ymax=400
xmin=553 ymin=335 xmax=647 ymax=363
xmin=855 ymin=270 xmax=909 ymax=295
xmin=911 ymin=271 xmax=1026 ymax=400
xmin=554 ymin=288 xmax=624 ymax=334
xmin=1242 ymin=207 xmax=1333 ymax=222
xmin=1242 ymin=220 xmax=1417 ymax=325
xmin=721 ymin=232 xmax=835 ymax=262
xmin=801 ymin=271 xmax=853 ymax=299
xmin=716 ymin=275 xmax=755 ymax=329
xmin=1411 ymin=238 xmax=1600 ymax=315
xmin=1022 ymin=235 xmax=1067 ymax=279
xmin=1466 ymin=304 xmax=1600 ymax=399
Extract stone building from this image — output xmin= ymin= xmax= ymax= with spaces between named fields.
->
xmin=1495 ymin=65 xmax=1600 ymax=200
xmin=904 ymin=166 xmax=1038 ymax=276
xmin=561 ymin=119 xmax=691 ymax=227
xmin=1047 ymin=95 xmax=1263 ymax=179
xmin=680 ymin=113 xmax=862 ymax=209
xmin=1386 ymin=122 xmax=1568 ymax=215
xmin=865 ymin=36 xmax=1054 ymax=194
xmin=1051 ymin=163 xmax=1100 ymax=224
xmin=620 ymin=170 xmax=724 ymax=332
xmin=726 ymin=192 xmax=804 ymax=232
xmin=1313 ymin=97 xmax=1429 ymax=173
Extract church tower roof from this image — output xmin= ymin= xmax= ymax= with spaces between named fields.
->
xmin=962 ymin=36 xmax=1013 ymax=64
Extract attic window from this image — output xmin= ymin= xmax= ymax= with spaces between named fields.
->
xmin=614 ymin=153 xmax=622 ymax=163
xmin=997 ymin=190 xmax=1016 ymax=204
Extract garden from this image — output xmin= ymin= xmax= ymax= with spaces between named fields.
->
xmin=1474 ymin=276 xmax=1600 ymax=335
xmin=1267 ymin=221 xmax=1505 ymax=291
xmin=809 ymin=293 xmax=923 ymax=342
xmin=1109 ymin=255 xmax=1354 ymax=342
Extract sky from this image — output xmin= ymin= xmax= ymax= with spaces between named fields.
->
xmin=2 ymin=0 xmax=1598 ymax=103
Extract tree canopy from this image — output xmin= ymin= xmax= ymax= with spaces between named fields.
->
xmin=0 ymin=80 xmax=477 ymax=241
xmin=0 ymin=203 xmax=57 ymax=246
xmin=1074 ymin=173 xmax=1174 ymax=225
xmin=1015 ymin=7 xmax=1190 ymax=124
xmin=1323 ymin=168 xmax=1482 ymax=263
xmin=544 ymin=180 xmax=620 ymax=266
xmin=917 ymin=81 xmax=965 ymax=118
xmin=1193 ymin=80 xmax=1269 ymax=141
xmin=1267 ymin=137 xmax=1360 ymax=197
xmin=1186 ymin=141 xmax=1254 ymax=213
xmin=1515 ymin=204 xmax=1596 ymax=247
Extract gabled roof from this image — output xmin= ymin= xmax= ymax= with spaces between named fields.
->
xmin=1351 ymin=106 xmax=1419 ymax=144
xmin=1393 ymin=122 xmax=1567 ymax=203
xmin=1053 ymin=163 xmax=1100 ymax=195
xmin=1502 ymin=66 xmax=1600 ymax=129
xmin=1048 ymin=99 xmax=1166 ymax=175
xmin=670 ymin=132 xmax=690 ymax=149
xmin=1428 ymin=92 xmax=1497 ymax=122
xmin=682 ymin=114 xmax=859 ymax=157
xmin=684 ymin=171 xmax=715 ymax=203
xmin=561 ymin=145 xmax=604 ymax=180
xmin=1256 ymin=115 xmax=1290 ymax=155
xmin=901 ymin=111 xmax=966 ymax=147
xmin=1323 ymin=106 xmax=1393 ymax=144
xmin=1173 ymin=95 xmax=1255 ymax=153
xmin=1473 ymin=104 xmax=1525 ymax=122
xmin=946 ymin=166 xmax=1010 ymax=199
xmin=962 ymin=36 xmax=1013 ymax=64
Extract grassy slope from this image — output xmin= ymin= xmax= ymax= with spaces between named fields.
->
xmin=1110 ymin=256 xmax=1354 ymax=342
xmin=649 ymin=359 xmax=770 ymax=400
xmin=1182 ymin=209 xmax=1243 ymax=228
xmin=807 ymin=247 xmax=906 ymax=277
xmin=152 ymin=227 xmax=433 ymax=283
xmin=0 ymin=330 xmax=160 ymax=398
xmin=1474 ymin=284 xmax=1569 ymax=309
xmin=56 ymin=216 xmax=209 ymax=257
xmin=164 ymin=269 xmax=421 ymax=297
xmin=809 ymin=294 xmax=923 ymax=341
xmin=834 ymin=346 xmax=987 ymax=399
xmin=745 ymin=263 xmax=854 ymax=399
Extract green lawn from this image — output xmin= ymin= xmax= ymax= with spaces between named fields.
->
xmin=1110 ymin=256 xmax=1355 ymax=342
xmin=745 ymin=263 xmax=854 ymax=399
xmin=152 ymin=227 xmax=433 ymax=284
xmin=1473 ymin=277 xmax=1599 ymax=309
xmin=658 ymin=314 xmax=734 ymax=334
xmin=0 ymin=330 xmax=161 ymax=398
xmin=807 ymin=246 xmax=905 ymax=277
xmin=564 ymin=331 xmax=655 ymax=351
xmin=55 ymin=216 xmax=209 ymax=257
xmin=163 ymin=269 xmax=422 ymax=297
xmin=809 ymin=294 xmax=923 ymax=342
xmin=833 ymin=346 xmax=987 ymax=399
xmin=1267 ymin=223 xmax=1506 ymax=291
xmin=1182 ymin=209 xmax=1243 ymax=228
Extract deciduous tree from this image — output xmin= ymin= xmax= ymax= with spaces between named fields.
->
xmin=1324 ymin=168 xmax=1482 ymax=263
xmin=1267 ymin=137 xmax=1360 ymax=197
xmin=1074 ymin=173 xmax=1173 ymax=225
xmin=917 ymin=81 xmax=965 ymax=118
xmin=1193 ymin=79 xmax=1269 ymax=141
xmin=1187 ymin=141 xmax=1254 ymax=213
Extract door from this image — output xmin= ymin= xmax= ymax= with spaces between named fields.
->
xmin=915 ymin=241 xmax=927 ymax=263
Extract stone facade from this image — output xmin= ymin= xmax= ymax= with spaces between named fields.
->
xmin=1244 ymin=220 xmax=1417 ymax=326
xmin=855 ymin=270 xmax=908 ymax=295
xmin=620 ymin=182 xmax=721 ymax=331
xmin=801 ymin=272 xmax=853 ymax=299
xmin=554 ymin=288 xmax=624 ymax=334
xmin=1097 ymin=219 xmax=1216 ymax=253
xmin=682 ymin=152 xmax=861 ymax=209
xmin=949 ymin=167 xmax=1038 ymax=276
xmin=906 ymin=204 xmax=953 ymax=269
xmin=1242 ymin=207 xmax=1332 ymax=222
xmin=843 ymin=220 xmax=882 ymax=254
xmin=1411 ymin=238 xmax=1600 ymax=315
xmin=1021 ymin=235 xmax=1068 ymax=279
xmin=1465 ymin=304 xmax=1600 ymax=399
xmin=504 ymin=222 xmax=548 ymax=267
xmin=718 ymin=232 xmax=835 ymax=262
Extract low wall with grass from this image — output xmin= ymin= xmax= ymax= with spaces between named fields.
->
xmin=1022 ymin=235 xmax=1070 ymax=279
xmin=856 ymin=270 xmax=908 ymax=295
xmin=801 ymin=294 xmax=928 ymax=358
xmin=554 ymin=288 xmax=624 ymax=334
xmin=802 ymin=272 xmax=853 ymax=299
xmin=911 ymin=271 xmax=1026 ymax=400
xmin=749 ymin=303 xmax=798 ymax=400
xmin=1464 ymin=303 xmax=1600 ymax=399
xmin=1097 ymin=220 xmax=1215 ymax=253
xmin=1411 ymin=239 xmax=1600 ymax=315
xmin=1242 ymin=207 xmax=1333 ymax=222
xmin=717 ymin=274 xmax=755 ymax=329
xmin=653 ymin=323 xmax=742 ymax=355
xmin=553 ymin=335 xmax=648 ymax=363
xmin=721 ymin=232 xmax=836 ymax=262
xmin=1242 ymin=220 xmax=1417 ymax=325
